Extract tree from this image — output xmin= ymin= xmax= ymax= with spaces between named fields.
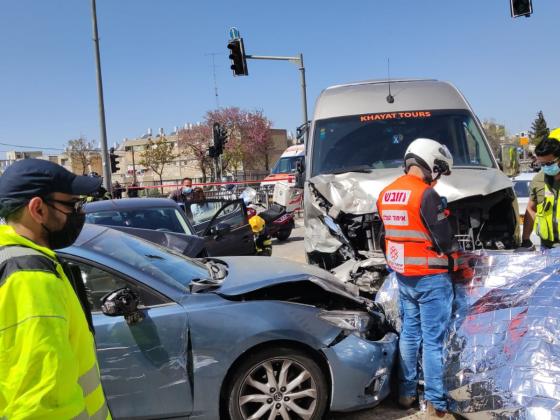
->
xmin=529 ymin=111 xmax=549 ymax=145
xmin=177 ymin=124 xmax=214 ymax=183
xmin=66 ymin=137 xmax=96 ymax=175
xmin=139 ymin=137 xmax=179 ymax=193
xmin=482 ymin=119 xmax=510 ymax=155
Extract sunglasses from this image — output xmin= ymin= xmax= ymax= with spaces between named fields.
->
xmin=44 ymin=198 xmax=85 ymax=213
xmin=541 ymin=158 xmax=559 ymax=167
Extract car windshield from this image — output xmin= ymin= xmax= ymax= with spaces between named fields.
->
xmin=82 ymin=227 xmax=209 ymax=290
xmin=513 ymin=179 xmax=531 ymax=198
xmin=85 ymin=207 xmax=192 ymax=235
xmin=271 ymin=156 xmax=303 ymax=174
xmin=310 ymin=109 xmax=495 ymax=176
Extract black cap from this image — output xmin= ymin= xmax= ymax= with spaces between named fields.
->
xmin=0 ymin=159 xmax=102 ymax=217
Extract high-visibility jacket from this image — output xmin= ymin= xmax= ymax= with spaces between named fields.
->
xmin=0 ymin=225 xmax=111 ymax=420
xmin=377 ymin=174 xmax=457 ymax=276
xmin=534 ymin=182 xmax=560 ymax=243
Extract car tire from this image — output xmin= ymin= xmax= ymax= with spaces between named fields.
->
xmin=227 ymin=347 xmax=328 ymax=420
xmin=275 ymin=228 xmax=292 ymax=242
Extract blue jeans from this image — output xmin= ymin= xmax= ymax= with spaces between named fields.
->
xmin=397 ymin=272 xmax=453 ymax=411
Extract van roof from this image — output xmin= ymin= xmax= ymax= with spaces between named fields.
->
xmin=314 ymin=79 xmax=472 ymax=120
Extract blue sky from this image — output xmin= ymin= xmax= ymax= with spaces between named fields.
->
xmin=0 ymin=0 xmax=558 ymax=155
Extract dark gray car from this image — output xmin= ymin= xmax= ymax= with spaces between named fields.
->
xmin=59 ymin=225 xmax=398 ymax=419
xmin=84 ymin=198 xmax=256 ymax=257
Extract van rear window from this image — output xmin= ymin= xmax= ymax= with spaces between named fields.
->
xmin=311 ymin=109 xmax=494 ymax=176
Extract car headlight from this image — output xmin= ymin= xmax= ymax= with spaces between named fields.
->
xmin=319 ymin=310 xmax=372 ymax=337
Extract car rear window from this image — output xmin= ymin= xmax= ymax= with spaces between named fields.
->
xmin=86 ymin=208 xmax=192 ymax=235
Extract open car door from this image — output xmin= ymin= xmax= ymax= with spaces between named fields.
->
xmin=184 ymin=199 xmax=256 ymax=256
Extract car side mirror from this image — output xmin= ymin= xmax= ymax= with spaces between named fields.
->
xmin=211 ymin=222 xmax=231 ymax=238
xmin=295 ymin=160 xmax=305 ymax=189
xmin=101 ymin=287 xmax=144 ymax=325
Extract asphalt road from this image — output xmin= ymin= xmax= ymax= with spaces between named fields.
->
xmin=271 ymin=218 xmax=423 ymax=420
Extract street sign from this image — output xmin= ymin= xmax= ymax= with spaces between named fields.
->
xmin=229 ymin=27 xmax=240 ymax=40
xmin=519 ymin=137 xmax=529 ymax=146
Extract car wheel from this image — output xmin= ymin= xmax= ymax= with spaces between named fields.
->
xmin=275 ymin=228 xmax=292 ymax=242
xmin=227 ymin=347 xmax=328 ymax=420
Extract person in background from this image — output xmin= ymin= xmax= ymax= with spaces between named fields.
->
xmin=126 ymin=181 xmax=142 ymax=198
xmin=168 ymin=177 xmax=194 ymax=203
xmin=190 ymin=187 xmax=213 ymax=221
xmin=521 ymin=128 xmax=560 ymax=249
xmin=0 ymin=159 xmax=111 ymax=419
xmin=112 ymin=181 xmax=123 ymax=199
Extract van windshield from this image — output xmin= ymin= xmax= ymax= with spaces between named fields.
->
xmin=271 ymin=156 xmax=304 ymax=174
xmin=310 ymin=109 xmax=495 ymax=176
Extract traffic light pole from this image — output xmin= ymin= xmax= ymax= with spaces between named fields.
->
xmin=90 ymin=0 xmax=112 ymax=193
xmin=244 ymin=54 xmax=309 ymax=144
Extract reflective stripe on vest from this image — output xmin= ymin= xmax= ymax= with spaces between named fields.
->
xmin=0 ymin=245 xmax=57 ymax=287
xmin=384 ymin=228 xmax=431 ymax=241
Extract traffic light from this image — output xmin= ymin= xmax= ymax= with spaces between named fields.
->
xmin=227 ymin=38 xmax=248 ymax=76
xmin=212 ymin=123 xmax=228 ymax=156
xmin=510 ymin=0 xmax=532 ymax=17
xmin=109 ymin=147 xmax=120 ymax=173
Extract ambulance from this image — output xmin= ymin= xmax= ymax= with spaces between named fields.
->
xmin=261 ymin=144 xmax=305 ymax=188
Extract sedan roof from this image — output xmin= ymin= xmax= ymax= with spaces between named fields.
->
xmin=84 ymin=198 xmax=180 ymax=212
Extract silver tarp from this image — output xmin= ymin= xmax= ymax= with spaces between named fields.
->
xmin=376 ymin=249 xmax=560 ymax=419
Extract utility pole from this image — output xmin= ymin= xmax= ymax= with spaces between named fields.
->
xmin=90 ymin=0 xmax=112 ymax=193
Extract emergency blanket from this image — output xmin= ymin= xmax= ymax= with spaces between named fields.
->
xmin=376 ymin=249 xmax=560 ymax=419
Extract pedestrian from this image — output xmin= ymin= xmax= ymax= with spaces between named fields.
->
xmin=126 ymin=180 xmax=142 ymax=198
xmin=112 ymin=181 xmax=123 ymax=199
xmin=377 ymin=138 xmax=458 ymax=419
xmin=168 ymin=177 xmax=194 ymax=203
xmin=521 ymin=128 xmax=560 ymax=249
xmin=0 ymin=159 xmax=111 ymax=419
xmin=190 ymin=187 xmax=213 ymax=222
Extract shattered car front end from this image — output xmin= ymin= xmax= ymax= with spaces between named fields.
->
xmin=305 ymin=169 xmax=519 ymax=294
xmin=186 ymin=257 xmax=398 ymax=417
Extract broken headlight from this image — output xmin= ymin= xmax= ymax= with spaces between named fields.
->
xmin=319 ymin=310 xmax=372 ymax=338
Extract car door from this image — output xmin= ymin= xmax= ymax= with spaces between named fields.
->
xmin=63 ymin=258 xmax=192 ymax=419
xmin=184 ymin=199 xmax=256 ymax=256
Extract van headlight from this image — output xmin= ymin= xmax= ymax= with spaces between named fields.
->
xmin=319 ymin=310 xmax=372 ymax=337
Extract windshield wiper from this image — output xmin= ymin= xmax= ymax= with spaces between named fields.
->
xmin=329 ymin=165 xmax=373 ymax=175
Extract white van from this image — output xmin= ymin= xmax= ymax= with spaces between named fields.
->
xmin=303 ymin=79 xmax=520 ymax=293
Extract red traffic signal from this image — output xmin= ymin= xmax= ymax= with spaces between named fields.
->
xmin=227 ymin=38 xmax=248 ymax=76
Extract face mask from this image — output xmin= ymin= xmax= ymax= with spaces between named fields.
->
xmin=42 ymin=209 xmax=86 ymax=250
xmin=182 ymin=187 xmax=192 ymax=194
xmin=543 ymin=163 xmax=560 ymax=176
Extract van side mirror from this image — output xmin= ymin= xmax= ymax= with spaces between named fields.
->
xmin=101 ymin=287 xmax=144 ymax=325
xmin=295 ymin=160 xmax=305 ymax=189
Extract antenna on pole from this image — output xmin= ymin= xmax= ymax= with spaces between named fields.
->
xmin=386 ymin=57 xmax=394 ymax=104
xmin=205 ymin=53 xmax=221 ymax=108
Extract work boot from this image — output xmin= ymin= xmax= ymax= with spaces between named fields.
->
xmin=425 ymin=402 xmax=455 ymax=419
xmin=398 ymin=395 xmax=417 ymax=409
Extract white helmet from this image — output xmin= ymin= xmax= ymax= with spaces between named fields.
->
xmin=404 ymin=138 xmax=453 ymax=181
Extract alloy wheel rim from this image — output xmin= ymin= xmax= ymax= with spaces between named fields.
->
xmin=238 ymin=357 xmax=318 ymax=420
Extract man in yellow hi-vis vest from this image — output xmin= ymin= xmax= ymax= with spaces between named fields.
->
xmin=0 ymin=159 xmax=111 ymax=419
xmin=522 ymin=128 xmax=560 ymax=249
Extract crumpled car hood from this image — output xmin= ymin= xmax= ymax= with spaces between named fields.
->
xmin=309 ymin=167 xmax=512 ymax=214
xmin=214 ymin=256 xmax=359 ymax=299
